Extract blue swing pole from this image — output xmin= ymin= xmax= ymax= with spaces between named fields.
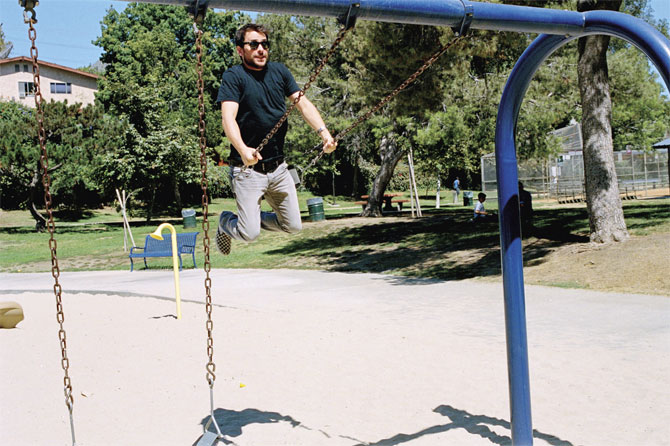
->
xmin=495 ymin=11 xmax=669 ymax=445
xmin=123 ymin=1 xmax=670 ymax=445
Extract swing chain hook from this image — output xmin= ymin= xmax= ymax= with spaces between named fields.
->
xmin=453 ymin=0 xmax=474 ymax=37
xmin=19 ymin=0 xmax=38 ymax=24
xmin=338 ymin=2 xmax=360 ymax=30
xmin=194 ymin=21 xmax=217 ymax=389
xmin=189 ymin=0 xmax=209 ymax=26
xmin=24 ymin=11 xmax=77 ymax=446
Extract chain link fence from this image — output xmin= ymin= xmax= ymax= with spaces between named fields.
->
xmin=482 ymin=148 xmax=669 ymax=202
xmin=482 ymin=122 xmax=669 ymax=201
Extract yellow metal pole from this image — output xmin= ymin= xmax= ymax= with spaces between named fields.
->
xmin=150 ymin=223 xmax=182 ymax=319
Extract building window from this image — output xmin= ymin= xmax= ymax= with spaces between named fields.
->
xmin=14 ymin=64 xmax=20 ymax=72
xmin=23 ymin=64 xmax=29 ymax=72
xmin=18 ymin=81 xmax=35 ymax=98
xmin=50 ymin=82 xmax=72 ymax=94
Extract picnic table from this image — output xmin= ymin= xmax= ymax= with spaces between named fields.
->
xmin=355 ymin=193 xmax=410 ymax=211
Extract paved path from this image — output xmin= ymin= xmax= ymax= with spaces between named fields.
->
xmin=1 ymin=270 xmax=668 ymax=446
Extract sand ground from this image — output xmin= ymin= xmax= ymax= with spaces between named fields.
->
xmin=1 ymin=269 xmax=668 ymax=446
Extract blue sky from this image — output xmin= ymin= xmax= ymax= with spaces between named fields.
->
xmin=1 ymin=0 xmax=669 ymax=90
xmin=1 ymin=0 xmax=130 ymax=67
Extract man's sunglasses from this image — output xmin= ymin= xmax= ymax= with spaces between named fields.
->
xmin=243 ymin=40 xmax=270 ymax=50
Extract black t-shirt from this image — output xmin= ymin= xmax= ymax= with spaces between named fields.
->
xmin=217 ymin=62 xmax=300 ymax=162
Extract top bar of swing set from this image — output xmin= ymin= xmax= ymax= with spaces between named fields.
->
xmin=124 ymin=0 xmax=589 ymax=35
xmin=120 ymin=0 xmax=669 ymax=85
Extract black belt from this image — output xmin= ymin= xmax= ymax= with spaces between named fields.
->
xmin=230 ymin=157 xmax=284 ymax=174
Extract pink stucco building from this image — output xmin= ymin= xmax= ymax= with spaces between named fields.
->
xmin=0 ymin=56 xmax=99 ymax=107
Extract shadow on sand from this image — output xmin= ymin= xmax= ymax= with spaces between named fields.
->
xmin=197 ymin=408 xmax=303 ymax=444
xmin=199 ymin=405 xmax=574 ymax=446
xmin=356 ymin=405 xmax=574 ymax=446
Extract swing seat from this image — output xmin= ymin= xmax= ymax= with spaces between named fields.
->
xmin=0 ymin=301 xmax=24 ymax=328
xmin=195 ymin=431 xmax=219 ymax=446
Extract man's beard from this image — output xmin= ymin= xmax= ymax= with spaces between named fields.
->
xmin=244 ymin=53 xmax=266 ymax=70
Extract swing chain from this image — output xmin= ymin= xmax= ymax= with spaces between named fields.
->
xmin=194 ymin=24 xmax=217 ymax=387
xmin=335 ymin=35 xmax=464 ymax=143
xmin=254 ymin=24 xmax=353 ymax=155
xmin=26 ymin=15 xmax=77 ymax=446
xmin=303 ymin=34 xmax=465 ymax=169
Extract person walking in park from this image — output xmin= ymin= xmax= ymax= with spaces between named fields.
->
xmin=215 ymin=23 xmax=337 ymax=255
xmin=453 ymin=177 xmax=460 ymax=204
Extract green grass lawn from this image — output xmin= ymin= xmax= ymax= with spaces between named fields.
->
xmin=1 ymin=195 xmax=667 ymax=280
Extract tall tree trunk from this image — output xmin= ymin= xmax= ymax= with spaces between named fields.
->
xmin=352 ymin=154 xmax=360 ymax=198
xmin=146 ymin=184 xmax=157 ymax=223
xmin=577 ymin=0 xmax=628 ymax=243
xmin=28 ymin=160 xmax=62 ymax=232
xmin=361 ymin=132 xmax=405 ymax=217
xmin=29 ymin=202 xmax=47 ymax=233
xmin=173 ymin=177 xmax=182 ymax=213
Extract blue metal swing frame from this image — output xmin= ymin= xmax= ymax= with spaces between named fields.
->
xmin=127 ymin=1 xmax=670 ymax=444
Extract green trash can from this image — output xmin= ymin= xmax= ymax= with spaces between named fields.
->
xmin=306 ymin=197 xmax=325 ymax=222
xmin=181 ymin=208 xmax=197 ymax=229
xmin=463 ymin=191 xmax=474 ymax=207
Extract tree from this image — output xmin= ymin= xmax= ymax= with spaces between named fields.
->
xmin=0 ymin=24 xmax=13 ymax=58
xmin=577 ymin=0 xmax=628 ymax=243
xmin=94 ymin=3 xmax=243 ymax=218
xmin=338 ymin=22 xmax=454 ymax=216
xmin=570 ymin=0 xmax=669 ymax=243
xmin=0 ymin=102 xmax=36 ymax=212
xmin=609 ymin=46 xmax=670 ymax=150
xmin=413 ymin=27 xmax=540 ymax=188
xmin=0 ymin=100 xmax=123 ymax=229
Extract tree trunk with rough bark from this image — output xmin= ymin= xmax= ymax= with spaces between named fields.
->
xmin=577 ymin=0 xmax=628 ymax=243
xmin=28 ymin=160 xmax=62 ymax=232
xmin=173 ymin=177 xmax=182 ymax=214
xmin=352 ymin=154 xmax=360 ymax=199
xmin=361 ymin=132 xmax=406 ymax=217
xmin=146 ymin=185 xmax=157 ymax=224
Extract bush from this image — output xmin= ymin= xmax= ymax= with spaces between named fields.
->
xmin=0 ymin=169 xmax=30 ymax=209
xmin=206 ymin=164 xmax=233 ymax=199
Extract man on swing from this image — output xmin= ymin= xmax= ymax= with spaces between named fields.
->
xmin=215 ymin=23 xmax=337 ymax=255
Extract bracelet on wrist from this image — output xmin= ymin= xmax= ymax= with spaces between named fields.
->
xmin=317 ymin=126 xmax=326 ymax=134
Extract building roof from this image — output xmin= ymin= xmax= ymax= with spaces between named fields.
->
xmin=0 ymin=56 xmax=100 ymax=80
xmin=652 ymin=138 xmax=670 ymax=148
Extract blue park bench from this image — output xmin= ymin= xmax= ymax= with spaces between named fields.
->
xmin=129 ymin=232 xmax=199 ymax=271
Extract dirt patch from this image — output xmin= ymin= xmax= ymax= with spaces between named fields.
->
xmin=521 ymin=232 xmax=670 ymax=295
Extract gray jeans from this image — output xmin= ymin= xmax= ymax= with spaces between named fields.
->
xmin=219 ymin=162 xmax=302 ymax=242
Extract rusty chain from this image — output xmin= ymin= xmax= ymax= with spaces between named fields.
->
xmin=194 ymin=26 xmax=217 ymax=387
xmin=194 ymin=19 xmax=225 ymax=441
xmin=25 ymin=7 xmax=77 ymax=446
xmin=336 ymin=36 xmax=464 ymax=143
xmin=254 ymin=25 xmax=352 ymax=155
xmin=303 ymin=34 xmax=465 ymax=171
